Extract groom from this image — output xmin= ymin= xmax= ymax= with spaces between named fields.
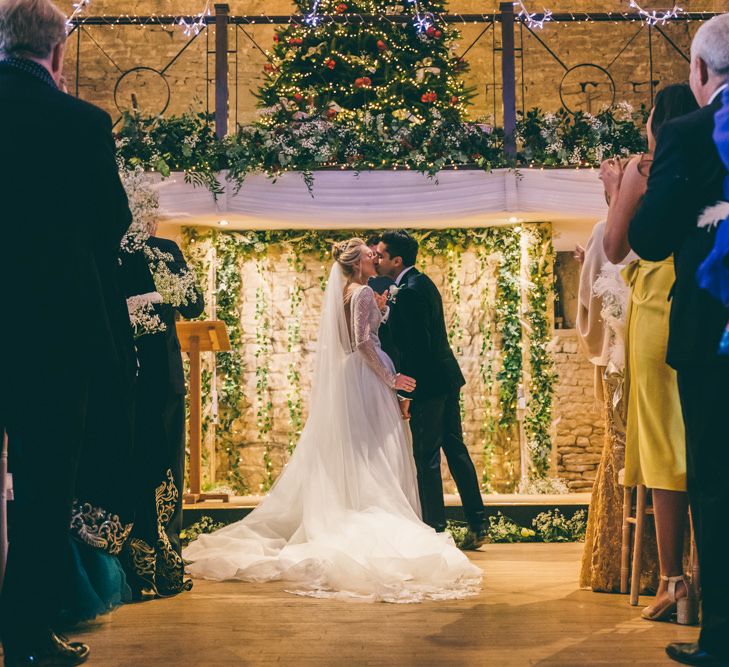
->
xmin=376 ymin=230 xmax=486 ymax=545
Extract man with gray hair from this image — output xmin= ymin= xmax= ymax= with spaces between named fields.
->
xmin=629 ymin=13 xmax=729 ymax=667
xmin=0 ymin=0 xmax=137 ymax=664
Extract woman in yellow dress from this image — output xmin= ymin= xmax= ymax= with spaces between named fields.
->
xmin=600 ymin=83 xmax=698 ymax=623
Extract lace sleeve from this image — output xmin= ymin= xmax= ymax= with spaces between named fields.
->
xmin=352 ymin=286 xmax=397 ymax=389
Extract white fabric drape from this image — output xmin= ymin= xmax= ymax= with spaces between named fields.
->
xmin=154 ymin=168 xmax=608 ymax=230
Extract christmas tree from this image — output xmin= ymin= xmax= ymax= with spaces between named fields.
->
xmin=231 ymin=0 xmax=499 ymax=175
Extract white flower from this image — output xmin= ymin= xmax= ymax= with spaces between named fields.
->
xmin=120 ymin=167 xmax=159 ymax=238
xmin=127 ymin=291 xmax=165 ymax=338
xmin=387 ymin=284 xmax=402 ymax=303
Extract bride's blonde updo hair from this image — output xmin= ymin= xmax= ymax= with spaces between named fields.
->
xmin=332 ymin=237 xmax=365 ymax=279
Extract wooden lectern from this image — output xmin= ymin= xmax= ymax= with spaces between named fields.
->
xmin=177 ymin=320 xmax=231 ymax=504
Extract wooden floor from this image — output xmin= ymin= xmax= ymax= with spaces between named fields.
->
xmin=74 ymin=543 xmax=695 ymax=666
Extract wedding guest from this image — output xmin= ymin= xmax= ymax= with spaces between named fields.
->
xmin=0 ymin=0 xmax=136 ymax=663
xmin=576 ymin=222 xmax=643 ymax=593
xmin=628 ymin=14 xmax=729 ymax=665
xmin=61 ymin=249 xmax=158 ymax=627
xmin=601 ymin=84 xmax=699 ymax=627
xmin=121 ymin=226 xmax=204 ymax=600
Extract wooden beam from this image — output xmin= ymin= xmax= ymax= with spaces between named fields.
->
xmin=214 ymin=3 xmax=230 ymax=139
xmin=500 ymin=2 xmax=517 ymax=164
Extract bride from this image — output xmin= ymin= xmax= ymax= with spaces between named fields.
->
xmin=182 ymin=238 xmax=482 ymax=602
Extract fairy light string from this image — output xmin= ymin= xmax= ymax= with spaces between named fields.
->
xmin=177 ymin=0 xmax=212 ymax=36
xmin=628 ymin=1 xmax=683 ymax=25
xmin=513 ymin=1 xmax=552 ymax=30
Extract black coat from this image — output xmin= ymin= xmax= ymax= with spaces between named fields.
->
xmin=628 ymin=95 xmax=729 ymax=368
xmin=0 ymin=62 xmax=136 ymax=390
xmin=386 ymin=267 xmax=465 ymax=399
xmin=136 ymin=237 xmax=205 ymax=398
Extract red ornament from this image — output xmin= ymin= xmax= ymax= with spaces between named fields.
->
xmin=326 ymin=108 xmax=338 ymax=119
xmin=263 ymin=63 xmax=277 ymax=73
xmin=273 ymin=33 xmax=279 ymax=43
xmin=288 ymin=37 xmax=303 ymax=46
xmin=354 ymin=76 xmax=372 ymax=88
xmin=324 ymin=57 xmax=336 ymax=70
xmin=293 ymin=92 xmax=304 ymax=102
xmin=376 ymin=39 xmax=388 ymax=52
xmin=421 ymin=91 xmax=437 ymax=103
xmin=450 ymin=95 xmax=459 ymax=104
xmin=335 ymin=3 xmax=348 ymax=12
xmin=434 ymin=29 xmax=442 ymax=38
xmin=426 ymin=25 xmax=436 ymax=37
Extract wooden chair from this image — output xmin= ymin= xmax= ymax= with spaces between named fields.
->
xmin=0 ymin=428 xmax=12 ymax=593
xmin=621 ymin=484 xmax=653 ymax=605
xmin=621 ymin=483 xmax=699 ymax=607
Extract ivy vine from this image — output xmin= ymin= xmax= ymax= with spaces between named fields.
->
xmin=524 ymin=226 xmax=557 ymax=479
xmin=495 ymin=228 xmax=523 ymax=429
xmin=477 ymin=245 xmax=498 ymax=492
xmin=255 ymin=260 xmax=275 ymax=492
xmin=286 ymin=254 xmax=305 ymax=455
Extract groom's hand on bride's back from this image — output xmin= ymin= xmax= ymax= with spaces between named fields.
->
xmin=394 ymin=373 xmax=416 ymax=393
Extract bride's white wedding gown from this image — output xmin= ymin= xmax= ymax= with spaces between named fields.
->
xmin=182 ymin=265 xmax=482 ymax=603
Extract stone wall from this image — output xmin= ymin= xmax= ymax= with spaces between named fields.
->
xmin=55 ymin=0 xmax=723 ymax=128
xmin=182 ymin=228 xmax=607 ymax=494
xmin=207 ymin=243 xmax=519 ymax=494
xmin=551 ymin=329 xmax=604 ymax=492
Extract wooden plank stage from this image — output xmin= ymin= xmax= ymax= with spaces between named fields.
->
xmin=73 ymin=543 xmax=695 ymax=666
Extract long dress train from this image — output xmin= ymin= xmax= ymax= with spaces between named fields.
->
xmin=182 ymin=266 xmax=481 ymax=603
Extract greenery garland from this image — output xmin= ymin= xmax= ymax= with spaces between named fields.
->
xmin=494 ymin=228 xmax=522 ymax=429
xmin=254 ymin=260 xmax=276 ymax=492
xmin=215 ymin=234 xmax=251 ymax=494
xmin=446 ymin=508 xmax=587 ymax=547
xmin=476 ymin=245 xmax=497 ymax=492
xmin=115 ymin=105 xmax=647 ymax=193
xmin=445 ymin=247 xmax=463 ymax=355
xmin=183 ymin=229 xmax=250 ymax=494
xmin=524 ymin=226 xmax=557 ymax=479
xmin=185 ymin=508 xmax=586 ymax=549
xmin=286 ymin=255 xmax=305 ymax=455
xmin=445 ymin=247 xmax=466 ymax=422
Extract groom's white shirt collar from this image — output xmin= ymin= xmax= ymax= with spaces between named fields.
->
xmin=395 ymin=266 xmax=415 ymax=286
xmin=708 ymin=83 xmax=728 ymax=106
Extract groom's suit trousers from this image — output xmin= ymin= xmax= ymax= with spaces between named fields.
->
xmin=410 ymin=390 xmax=485 ymax=532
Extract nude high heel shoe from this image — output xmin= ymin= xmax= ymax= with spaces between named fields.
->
xmin=641 ymin=575 xmax=698 ymax=625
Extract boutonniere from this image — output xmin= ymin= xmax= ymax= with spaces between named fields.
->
xmin=387 ymin=284 xmax=402 ymax=304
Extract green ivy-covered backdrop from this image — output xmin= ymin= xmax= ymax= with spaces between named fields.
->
xmin=180 ymin=224 xmax=556 ymax=495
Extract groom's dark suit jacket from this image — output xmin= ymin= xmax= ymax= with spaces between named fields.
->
xmin=629 ymin=94 xmax=728 ymax=368
xmin=386 ymin=267 xmax=465 ymax=399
